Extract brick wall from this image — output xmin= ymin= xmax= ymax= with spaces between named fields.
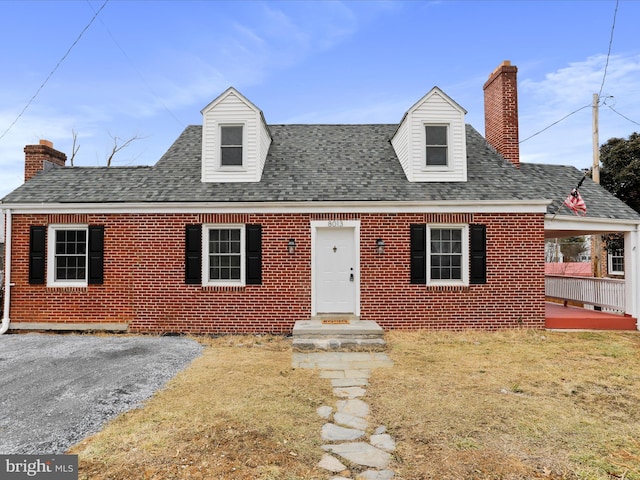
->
xmin=8 ymin=211 xmax=545 ymax=333
xmin=361 ymin=213 xmax=545 ymax=330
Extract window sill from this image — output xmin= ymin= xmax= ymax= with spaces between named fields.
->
xmin=201 ymin=284 xmax=247 ymax=292
xmin=45 ymin=285 xmax=88 ymax=291
xmin=217 ymin=166 xmax=247 ymax=172
xmin=424 ymin=284 xmax=471 ymax=292
xmin=421 ymin=166 xmax=454 ymax=172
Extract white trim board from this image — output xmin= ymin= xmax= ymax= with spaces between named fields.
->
xmin=2 ymin=199 xmax=552 ymax=215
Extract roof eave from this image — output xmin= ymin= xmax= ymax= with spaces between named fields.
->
xmin=1 ymin=199 xmax=552 ymax=215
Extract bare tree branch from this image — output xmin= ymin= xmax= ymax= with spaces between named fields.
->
xmin=106 ymin=133 xmax=141 ymax=167
xmin=69 ymin=129 xmax=80 ymax=167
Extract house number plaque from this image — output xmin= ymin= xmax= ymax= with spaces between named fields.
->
xmin=327 ymin=220 xmax=344 ymax=228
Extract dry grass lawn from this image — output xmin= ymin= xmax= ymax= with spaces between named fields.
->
xmin=70 ymin=330 xmax=640 ymax=479
xmin=71 ymin=335 xmax=332 ymax=480
xmin=370 ymin=330 xmax=640 ymax=480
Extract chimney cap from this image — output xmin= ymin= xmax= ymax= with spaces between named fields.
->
xmin=488 ymin=60 xmax=514 ymax=78
xmin=39 ymin=139 xmax=53 ymax=148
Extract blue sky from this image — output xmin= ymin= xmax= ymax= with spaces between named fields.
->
xmin=1 ymin=0 xmax=639 ymax=199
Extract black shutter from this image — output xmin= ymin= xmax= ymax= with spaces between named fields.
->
xmin=410 ymin=224 xmax=426 ymax=284
xmin=185 ymin=225 xmax=202 ymax=284
xmin=246 ymin=224 xmax=262 ymax=285
xmin=29 ymin=226 xmax=46 ymax=284
xmin=470 ymin=224 xmax=487 ymax=284
xmin=88 ymin=226 xmax=104 ymax=285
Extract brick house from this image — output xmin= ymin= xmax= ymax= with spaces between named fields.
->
xmin=2 ymin=61 xmax=639 ymax=334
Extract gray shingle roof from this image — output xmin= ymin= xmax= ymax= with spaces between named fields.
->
xmin=2 ymin=124 xmax=639 ymax=221
xmin=520 ymin=163 xmax=640 ymax=220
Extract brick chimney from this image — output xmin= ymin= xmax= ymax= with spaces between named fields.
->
xmin=24 ymin=139 xmax=67 ymax=182
xmin=483 ymin=61 xmax=519 ymax=168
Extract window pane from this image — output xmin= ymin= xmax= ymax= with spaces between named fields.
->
xmin=426 ymin=126 xmax=447 ymax=145
xmin=54 ymin=229 xmax=87 ymax=281
xmin=221 ymin=126 xmax=243 ymax=145
xmin=431 ymin=267 xmax=441 ymax=280
xmin=426 ymin=146 xmax=447 ymax=166
xmin=77 ymin=232 xmax=86 ymax=254
xmin=429 ymin=227 xmax=463 ymax=281
xmin=208 ymin=227 xmax=242 ymax=282
xmin=221 ymin=146 xmax=242 ymax=166
xmin=56 ymin=231 xmax=67 ymax=254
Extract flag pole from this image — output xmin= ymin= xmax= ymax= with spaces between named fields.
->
xmin=549 ymin=168 xmax=591 ymax=221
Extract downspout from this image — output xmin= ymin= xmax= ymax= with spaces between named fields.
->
xmin=1 ymin=208 xmax=11 ymax=334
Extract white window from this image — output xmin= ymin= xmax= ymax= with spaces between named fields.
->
xmin=425 ymin=125 xmax=448 ymax=167
xmin=220 ymin=125 xmax=244 ymax=167
xmin=608 ymin=250 xmax=624 ymax=275
xmin=47 ymin=224 xmax=88 ymax=287
xmin=203 ymin=224 xmax=246 ymax=285
xmin=427 ymin=225 xmax=469 ymax=285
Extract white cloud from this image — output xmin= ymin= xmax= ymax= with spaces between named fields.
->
xmin=518 ymin=54 xmax=640 ymax=168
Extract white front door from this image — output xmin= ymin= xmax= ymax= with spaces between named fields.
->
xmin=314 ymin=225 xmax=358 ymax=314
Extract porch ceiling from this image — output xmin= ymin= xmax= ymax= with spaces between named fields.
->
xmin=545 ymin=215 xmax=640 ymax=239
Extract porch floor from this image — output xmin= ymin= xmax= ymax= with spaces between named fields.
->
xmin=545 ymin=302 xmax=638 ymax=331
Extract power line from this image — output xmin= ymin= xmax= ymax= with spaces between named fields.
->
xmin=598 ymin=0 xmax=619 ymax=99
xmin=521 ymin=0 xmax=621 ymax=146
xmin=519 ymin=104 xmax=591 ymax=144
xmin=0 ymin=0 xmax=110 ymax=143
xmin=86 ymin=0 xmax=185 ymax=128
xmin=607 ymin=105 xmax=640 ymax=127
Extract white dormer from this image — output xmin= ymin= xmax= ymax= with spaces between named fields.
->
xmin=391 ymin=87 xmax=467 ymax=182
xmin=201 ymin=87 xmax=272 ymax=183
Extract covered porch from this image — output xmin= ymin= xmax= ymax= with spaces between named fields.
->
xmin=544 ymin=215 xmax=639 ymax=331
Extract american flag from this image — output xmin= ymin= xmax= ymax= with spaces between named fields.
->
xmin=564 ymin=188 xmax=587 ymax=216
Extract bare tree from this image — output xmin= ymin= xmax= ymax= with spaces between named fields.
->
xmin=69 ymin=129 xmax=80 ymax=167
xmin=105 ymin=133 xmax=141 ymax=167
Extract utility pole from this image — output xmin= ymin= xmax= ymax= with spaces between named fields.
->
xmin=592 ymin=93 xmax=600 ymax=183
xmin=592 ymin=93 xmax=602 ymax=278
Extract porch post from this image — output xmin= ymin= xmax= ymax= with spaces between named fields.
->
xmin=624 ymin=227 xmax=640 ymax=328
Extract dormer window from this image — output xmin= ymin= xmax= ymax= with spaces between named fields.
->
xmin=220 ymin=125 xmax=243 ymax=167
xmin=425 ymin=125 xmax=448 ymax=167
xmin=201 ymin=87 xmax=271 ymax=182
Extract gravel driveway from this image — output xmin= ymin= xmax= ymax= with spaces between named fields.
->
xmin=0 ymin=333 xmax=203 ymax=454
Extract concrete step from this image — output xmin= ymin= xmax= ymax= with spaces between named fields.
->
xmin=292 ymin=317 xmax=386 ymax=352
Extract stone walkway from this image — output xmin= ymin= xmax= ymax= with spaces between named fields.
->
xmin=292 ymin=352 xmax=395 ymax=480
